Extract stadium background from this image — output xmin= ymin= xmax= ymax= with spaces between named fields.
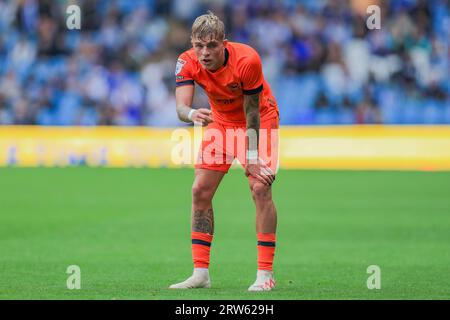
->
xmin=0 ymin=0 xmax=449 ymax=300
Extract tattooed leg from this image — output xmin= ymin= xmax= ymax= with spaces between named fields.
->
xmin=192 ymin=208 xmax=214 ymax=234
xmin=191 ymin=169 xmax=225 ymax=235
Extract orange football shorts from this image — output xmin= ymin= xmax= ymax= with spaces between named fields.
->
xmin=194 ymin=117 xmax=279 ymax=174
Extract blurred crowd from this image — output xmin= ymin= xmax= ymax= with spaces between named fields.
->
xmin=0 ymin=0 xmax=448 ymax=126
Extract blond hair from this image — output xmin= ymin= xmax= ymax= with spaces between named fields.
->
xmin=191 ymin=11 xmax=225 ymax=41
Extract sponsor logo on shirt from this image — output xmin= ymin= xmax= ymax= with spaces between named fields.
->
xmin=227 ymin=82 xmax=241 ymax=92
xmin=216 ymin=98 xmax=235 ymax=104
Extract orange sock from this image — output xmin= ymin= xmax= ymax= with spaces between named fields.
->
xmin=257 ymin=233 xmax=276 ymax=271
xmin=191 ymin=232 xmax=213 ymax=268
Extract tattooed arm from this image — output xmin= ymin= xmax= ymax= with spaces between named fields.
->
xmin=244 ymin=93 xmax=260 ymax=154
xmin=244 ymin=93 xmax=274 ymax=185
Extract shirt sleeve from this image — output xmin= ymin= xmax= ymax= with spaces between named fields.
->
xmin=175 ymin=52 xmax=195 ymax=87
xmin=240 ymin=52 xmax=264 ymax=95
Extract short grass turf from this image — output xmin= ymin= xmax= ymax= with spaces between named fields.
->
xmin=0 ymin=168 xmax=449 ymax=300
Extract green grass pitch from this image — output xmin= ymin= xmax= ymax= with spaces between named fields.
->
xmin=0 ymin=167 xmax=449 ymax=299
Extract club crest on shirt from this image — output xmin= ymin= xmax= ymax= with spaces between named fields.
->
xmin=175 ymin=59 xmax=186 ymax=75
xmin=227 ymin=82 xmax=241 ymax=92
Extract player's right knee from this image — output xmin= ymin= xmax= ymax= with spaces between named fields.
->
xmin=192 ymin=183 xmax=214 ymax=203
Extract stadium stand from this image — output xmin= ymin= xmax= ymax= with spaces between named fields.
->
xmin=0 ymin=0 xmax=448 ymax=126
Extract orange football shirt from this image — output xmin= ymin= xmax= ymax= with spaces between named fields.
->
xmin=175 ymin=42 xmax=279 ymax=126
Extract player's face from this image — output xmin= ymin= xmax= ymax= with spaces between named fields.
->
xmin=191 ymin=36 xmax=226 ymax=71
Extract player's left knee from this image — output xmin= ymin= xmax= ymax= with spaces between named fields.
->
xmin=251 ymin=182 xmax=272 ymax=202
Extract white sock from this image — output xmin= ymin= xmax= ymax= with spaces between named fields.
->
xmin=193 ymin=268 xmax=209 ymax=278
xmin=169 ymin=268 xmax=211 ymax=289
xmin=248 ymin=270 xmax=275 ymax=291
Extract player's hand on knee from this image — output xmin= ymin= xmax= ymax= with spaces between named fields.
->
xmin=245 ymin=158 xmax=275 ymax=185
xmin=191 ymin=108 xmax=213 ymax=126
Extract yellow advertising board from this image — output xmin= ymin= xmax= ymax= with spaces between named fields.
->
xmin=1 ymin=125 xmax=450 ymax=170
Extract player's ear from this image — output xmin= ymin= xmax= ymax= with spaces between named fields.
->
xmin=223 ymin=39 xmax=228 ymax=47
